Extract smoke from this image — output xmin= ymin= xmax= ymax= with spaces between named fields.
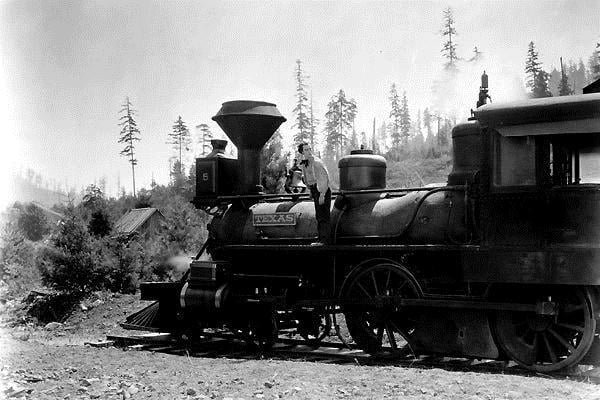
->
xmin=166 ymin=255 xmax=192 ymax=276
xmin=430 ymin=54 xmax=529 ymax=122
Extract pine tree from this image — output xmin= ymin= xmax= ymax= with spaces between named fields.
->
xmin=169 ymin=116 xmax=191 ymax=178
xmin=349 ymin=129 xmax=359 ymax=151
xmin=196 ymin=123 xmax=212 ymax=156
xmin=591 ymin=39 xmax=600 ymax=80
xmin=525 ymin=41 xmax=541 ymax=90
xmin=548 ymin=67 xmax=562 ymax=96
xmin=377 ymin=122 xmax=388 ymax=153
xmin=400 ymin=91 xmax=411 ymax=146
xmin=525 ymin=42 xmax=552 ymax=98
xmin=309 ymin=90 xmax=319 ymax=150
xmin=558 ymin=58 xmax=573 ymax=96
xmin=324 ymin=90 xmax=357 ymax=161
xmin=293 ymin=60 xmax=311 ymax=146
xmin=388 ymin=84 xmax=402 ymax=149
xmin=118 ymin=97 xmax=141 ymax=197
xmin=260 ymin=130 xmax=289 ymax=193
xmin=441 ymin=7 xmax=458 ymax=70
xmin=469 ymin=46 xmax=483 ymax=63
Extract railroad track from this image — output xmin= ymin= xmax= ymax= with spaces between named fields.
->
xmin=90 ymin=332 xmax=600 ymax=384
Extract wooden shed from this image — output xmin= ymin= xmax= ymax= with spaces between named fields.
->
xmin=114 ymin=208 xmax=165 ymax=236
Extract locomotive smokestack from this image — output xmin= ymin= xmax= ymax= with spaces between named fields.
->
xmin=212 ymin=100 xmax=286 ymax=194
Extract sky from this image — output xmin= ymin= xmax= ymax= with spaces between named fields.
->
xmin=1 ymin=0 xmax=599 ymax=206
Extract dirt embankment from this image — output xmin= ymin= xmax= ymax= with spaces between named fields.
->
xmin=1 ymin=293 xmax=599 ymax=399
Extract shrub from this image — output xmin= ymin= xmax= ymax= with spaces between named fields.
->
xmin=38 ymin=213 xmax=103 ymax=295
xmin=16 ymin=203 xmax=49 ymax=241
xmin=0 ymin=221 xmax=41 ymax=297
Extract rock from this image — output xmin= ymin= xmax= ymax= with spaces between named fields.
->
xmin=14 ymin=331 xmax=30 ymax=341
xmin=186 ymin=388 xmax=197 ymax=396
xmin=45 ymin=322 xmax=62 ymax=330
xmin=79 ymin=303 xmax=88 ymax=311
xmin=264 ymin=382 xmax=273 ymax=389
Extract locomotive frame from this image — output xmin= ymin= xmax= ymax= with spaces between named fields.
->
xmin=126 ymin=92 xmax=600 ymax=373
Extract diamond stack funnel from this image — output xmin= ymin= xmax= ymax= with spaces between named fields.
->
xmin=212 ymin=100 xmax=286 ymax=194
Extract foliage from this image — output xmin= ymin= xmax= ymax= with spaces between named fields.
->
xmin=82 ymin=184 xmax=112 ymax=237
xmin=293 ymin=59 xmax=312 ymax=146
xmin=389 ymin=84 xmax=402 ymax=148
xmin=387 ymin=155 xmax=453 ymax=188
xmin=14 ymin=202 xmax=50 ymax=241
xmin=400 ymin=91 xmax=411 ymax=146
xmin=590 ymin=40 xmax=600 ymax=80
xmin=324 ymin=89 xmax=357 ymax=161
xmin=0 ymin=221 xmax=41 ymax=297
xmin=118 ymin=97 xmax=141 ymax=196
xmin=89 ymin=210 xmax=112 ymax=237
xmin=260 ymin=130 xmax=290 ymax=193
xmin=196 ymin=123 xmax=213 ymax=157
xmin=38 ymin=211 xmax=103 ymax=295
xmin=440 ymin=7 xmax=458 ymax=70
xmin=558 ymin=62 xmax=573 ymax=96
xmin=525 ymin=42 xmax=552 ymax=98
xmin=169 ymin=116 xmax=192 ymax=175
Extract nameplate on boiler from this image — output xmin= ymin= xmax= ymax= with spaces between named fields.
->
xmin=253 ymin=212 xmax=297 ymax=226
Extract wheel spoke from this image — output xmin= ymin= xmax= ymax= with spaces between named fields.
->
xmin=385 ymin=324 xmax=398 ymax=351
xmin=376 ymin=324 xmax=384 ymax=343
xmin=384 ymin=270 xmax=391 ymax=293
xmin=555 ymin=322 xmax=585 ymax=333
xmin=548 ymin=327 xmax=575 ymax=353
xmin=542 ymin=332 xmax=558 ymax=364
xmin=371 ymin=271 xmax=380 ymax=296
xmin=529 ymin=332 xmax=539 ymax=364
xmin=356 ymin=282 xmax=372 ymax=299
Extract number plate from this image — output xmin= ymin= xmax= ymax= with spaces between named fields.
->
xmin=253 ymin=212 xmax=297 ymax=226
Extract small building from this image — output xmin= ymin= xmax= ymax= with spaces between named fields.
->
xmin=583 ymin=78 xmax=600 ymax=94
xmin=114 ymin=208 xmax=165 ymax=236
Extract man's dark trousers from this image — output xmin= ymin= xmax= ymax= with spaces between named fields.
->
xmin=309 ymin=185 xmax=331 ymax=244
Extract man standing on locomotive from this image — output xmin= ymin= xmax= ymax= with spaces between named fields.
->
xmin=297 ymin=142 xmax=331 ymax=245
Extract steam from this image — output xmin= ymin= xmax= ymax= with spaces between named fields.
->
xmin=431 ymin=54 xmax=529 ymax=121
xmin=166 ymin=255 xmax=192 ymax=275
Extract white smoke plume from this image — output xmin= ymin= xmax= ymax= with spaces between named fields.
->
xmin=431 ymin=53 xmax=529 ymax=122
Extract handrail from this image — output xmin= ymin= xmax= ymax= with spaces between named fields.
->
xmin=209 ymin=184 xmax=464 ymax=202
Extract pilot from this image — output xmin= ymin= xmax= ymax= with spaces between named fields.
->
xmin=297 ymin=142 xmax=331 ymax=245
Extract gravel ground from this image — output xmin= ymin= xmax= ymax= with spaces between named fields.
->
xmin=1 ymin=293 xmax=599 ymax=399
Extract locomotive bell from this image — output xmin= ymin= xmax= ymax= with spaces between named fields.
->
xmin=212 ymin=101 xmax=286 ymax=194
xmin=289 ymin=169 xmax=307 ymax=192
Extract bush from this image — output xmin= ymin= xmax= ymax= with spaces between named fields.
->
xmin=15 ymin=203 xmax=49 ymax=241
xmin=38 ymin=213 xmax=103 ymax=295
xmin=0 ymin=221 xmax=41 ymax=298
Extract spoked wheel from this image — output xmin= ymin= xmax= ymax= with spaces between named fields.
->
xmin=491 ymin=286 xmax=596 ymax=372
xmin=234 ymin=310 xmax=278 ymax=351
xmin=299 ymin=309 xmax=332 ymax=346
xmin=343 ymin=262 xmax=421 ymax=357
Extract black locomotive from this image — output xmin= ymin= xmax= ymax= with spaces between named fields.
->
xmin=125 ymin=81 xmax=600 ymax=372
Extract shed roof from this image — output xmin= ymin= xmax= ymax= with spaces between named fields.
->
xmin=114 ymin=208 xmax=164 ymax=234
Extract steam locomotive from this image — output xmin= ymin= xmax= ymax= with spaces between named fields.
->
xmin=125 ymin=77 xmax=600 ymax=372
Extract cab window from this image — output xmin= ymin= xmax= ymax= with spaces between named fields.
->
xmin=493 ymin=134 xmax=536 ymax=186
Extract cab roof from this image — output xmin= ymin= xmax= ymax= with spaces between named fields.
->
xmin=473 ymin=93 xmax=600 ymax=128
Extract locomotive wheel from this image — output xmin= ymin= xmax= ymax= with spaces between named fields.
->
xmin=491 ymin=286 xmax=596 ymax=372
xmin=343 ymin=262 xmax=421 ymax=356
xmin=299 ymin=310 xmax=332 ymax=346
xmin=245 ymin=313 xmax=278 ymax=351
